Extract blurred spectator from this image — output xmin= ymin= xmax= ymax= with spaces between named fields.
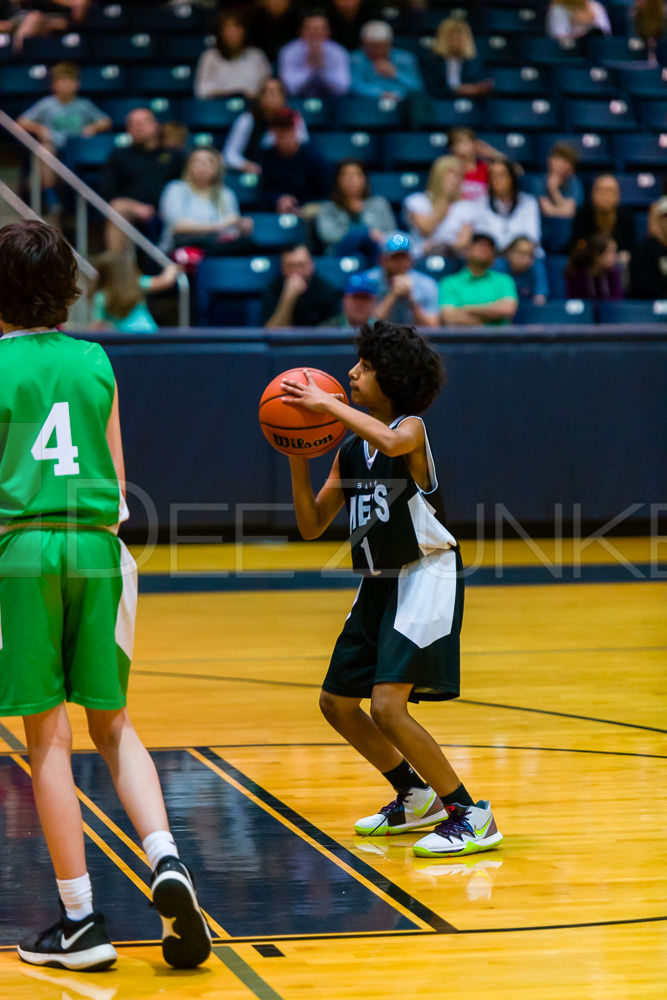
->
xmin=159 ymin=147 xmax=253 ymax=254
xmin=315 ymin=158 xmax=396 ymax=266
xmin=364 ymin=232 xmax=439 ymax=327
xmin=248 ymin=0 xmax=302 ymax=64
xmin=11 ymin=0 xmax=89 ymax=52
xmin=546 ymin=0 xmax=611 ymax=41
xmin=629 ymin=196 xmax=667 ymax=298
xmin=262 ymin=244 xmax=340 ymax=327
xmin=537 ymin=141 xmax=584 ymax=219
xmin=350 ymin=20 xmax=423 ymax=101
xmin=258 ymin=108 xmax=331 ymax=213
xmin=326 ymin=0 xmax=370 ymax=50
xmin=421 ymin=17 xmax=494 ymax=98
xmin=435 ymin=159 xmax=541 ymax=255
xmin=330 ymin=272 xmax=379 ymax=326
xmin=403 ymin=155 xmax=464 ymax=258
xmin=90 ymin=253 xmax=180 ymax=333
xmin=633 ymin=0 xmax=666 ymax=62
xmin=278 ymin=10 xmax=351 ymax=98
xmin=223 ymin=77 xmax=308 ymax=174
xmin=449 ymin=127 xmax=503 ymax=201
xmin=570 ymin=173 xmax=636 ymax=261
xmin=17 ymin=61 xmax=111 ymax=215
xmin=565 ymin=234 xmax=623 ymax=300
xmin=194 ymin=10 xmax=271 ymax=100
xmin=103 ymin=108 xmax=185 ymax=253
xmin=494 ymin=235 xmax=549 ymax=304
xmin=439 ymin=232 xmax=519 ymax=326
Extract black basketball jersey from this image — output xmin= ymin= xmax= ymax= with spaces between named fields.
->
xmin=338 ymin=417 xmax=457 ymax=577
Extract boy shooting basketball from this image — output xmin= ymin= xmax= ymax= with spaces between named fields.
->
xmin=0 ymin=220 xmax=210 ymax=971
xmin=281 ymin=321 xmax=502 ymax=857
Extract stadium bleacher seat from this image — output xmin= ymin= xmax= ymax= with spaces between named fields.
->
xmin=415 ymin=255 xmax=462 ymax=282
xmin=615 ymin=172 xmax=662 ymax=207
xmin=383 ymin=131 xmax=449 ymax=169
xmin=542 ymin=218 xmax=574 ymax=255
xmin=551 ymin=65 xmax=619 ymax=98
xmin=179 ymin=97 xmax=246 ymax=132
xmin=515 ymin=300 xmax=594 ymax=324
xmin=0 ymin=33 xmax=12 ymax=63
xmin=368 ymin=171 xmax=425 ymax=207
xmin=612 ymin=133 xmax=667 ymax=170
xmin=312 ymin=255 xmax=362 ymax=290
xmin=0 ymin=65 xmax=51 ymax=97
xmin=482 ymin=6 xmax=542 ymax=34
xmin=640 ymin=101 xmax=667 ymax=132
xmin=290 ymin=98 xmax=333 ymax=131
xmin=544 ymin=254 xmax=567 ymax=298
xmin=515 ymin=37 xmax=586 ymax=66
xmin=476 ymin=35 xmax=517 ymax=65
xmin=126 ymin=4 xmax=203 ymax=32
xmin=130 ymin=65 xmax=195 ymax=96
xmin=63 ymin=134 xmax=118 ymax=172
xmin=483 ymin=98 xmax=561 ymax=131
xmin=22 ymin=34 xmax=86 ymax=63
xmin=616 ymin=66 xmax=667 ymax=99
xmin=84 ymin=33 xmax=156 ymax=64
xmin=79 ymin=65 xmax=130 ymax=96
xmin=535 ymin=132 xmax=613 ymax=169
xmin=160 ymin=35 xmax=210 ymax=64
xmin=100 ymin=97 xmax=179 ymax=129
xmin=412 ymin=97 xmax=482 ymax=131
xmin=225 ymin=172 xmax=262 ymax=211
xmin=565 ymin=98 xmax=639 ymax=132
xmin=310 ymin=131 xmax=381 ymax=167
xmin=335 ymin=97 xmax=406 ymax=131
xmin=250 ymin=213 xmax=307 ymax=252
xmin=585 ymin=35 xmax=651 ymax=65
xmin=597 ymin=300 xmax=667 ymax=324
xmin=82 ymin=5 xmax=128 ymax=31
xmin=490 ymin=66 xmax=551 ymax=97
xmin=196 ymin=256 xmax=277 ymax=326
xmin=478 ymin=131 xmax=540 ymax=168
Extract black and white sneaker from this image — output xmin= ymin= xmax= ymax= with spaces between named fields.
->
xmin=151 ymin=856 xmax=211 ymax=969
xmin=17 ymin=904 xmax=117 ymax=971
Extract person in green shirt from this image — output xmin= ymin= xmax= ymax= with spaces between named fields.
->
xmin=438 ymin=233 xmax=519 ymax=326
xmin=0 ymin=220 xmax=210 ymax=973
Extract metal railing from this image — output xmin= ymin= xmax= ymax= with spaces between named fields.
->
xmin=0 ymin=108 xmax=190 ymax=328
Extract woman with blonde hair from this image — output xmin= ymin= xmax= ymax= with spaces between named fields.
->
xmin=159 ymin=146 xmax=253 ymax=254
xmin=420 ymin=17 xmax=494 ymax=98
xmin=547 ymin=0 xmax=611 ymax=41
xmin=403 ymin=155 xmax=464 ymax=256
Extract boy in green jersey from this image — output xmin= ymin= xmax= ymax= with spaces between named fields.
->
xmin=0 ymin=221 xmax=210 ymax=972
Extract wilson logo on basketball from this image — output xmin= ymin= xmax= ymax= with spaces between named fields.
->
xmin=273 ymin=433 xmax=334 ymax=450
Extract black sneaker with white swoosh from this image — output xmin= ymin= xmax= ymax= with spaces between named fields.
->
xmin=17 ymin=903 xmax=117 ymax=971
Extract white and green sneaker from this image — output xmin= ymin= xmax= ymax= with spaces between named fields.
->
xmin=413 ymin=801 xmax=502 ymax=858
xmin=354 ymin=786 xmax=448 ymax=836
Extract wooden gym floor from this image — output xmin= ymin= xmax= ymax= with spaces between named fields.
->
xmin=0 ymin=537 xmax=665 ymax=999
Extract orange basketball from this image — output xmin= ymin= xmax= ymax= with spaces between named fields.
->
xmin=259 ymin=367 xmax=348 ymax=457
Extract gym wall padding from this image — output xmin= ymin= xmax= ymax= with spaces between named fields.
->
xmin=82 ymin=326 xmax=667 ymax=538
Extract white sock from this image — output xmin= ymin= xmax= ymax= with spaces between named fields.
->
xmin=57 ymin=873 xmax=94 ymax=921
xmin=142 ymin=830 xmax=179 ymax=872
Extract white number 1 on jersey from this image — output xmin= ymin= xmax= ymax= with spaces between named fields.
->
xmin=360 ymin=536 xmax=381 ymax=576
xmin=30 ymin=401 xmax=80 ymax=476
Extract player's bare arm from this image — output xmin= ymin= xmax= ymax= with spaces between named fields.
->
xmin=105 ymin=383 xmax=126 ymax=500
xmin=288 ymin=451 xmax=344 ymax=540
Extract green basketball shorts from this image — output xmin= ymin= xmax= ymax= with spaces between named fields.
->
xmin=0 ymin=527 xmax=137 ymax=716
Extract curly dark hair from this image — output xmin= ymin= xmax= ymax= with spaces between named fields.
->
xmin=0 ymin=220 xmax=80 ymax=329
xmin=355 ymin=320 xmax=445 ymax=415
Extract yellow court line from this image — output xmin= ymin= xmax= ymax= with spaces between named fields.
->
xmin=9 ymin=753 xmax=230 ymax=941
xmin=189 ymin=747 xmax=436 ymax=935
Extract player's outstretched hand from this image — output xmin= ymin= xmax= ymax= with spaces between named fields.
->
xmin=281 ymin=370 xmax=346 ymax=412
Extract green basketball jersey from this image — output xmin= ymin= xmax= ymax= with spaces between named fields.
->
xmin=0 ymin=331 xmax=124 ymax=526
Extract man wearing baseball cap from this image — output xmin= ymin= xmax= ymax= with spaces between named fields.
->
xmin=629 ymin=195 xmax=667 ymax=299
xmin=438 ymin=232 xmax=518 ymax=326
xmin=327 ymin=272 xmax=379 ymax=328
xmin=363 ymin=232 xmax=439 ymax=327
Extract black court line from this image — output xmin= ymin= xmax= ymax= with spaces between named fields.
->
xmin=132 ymin=667 xmax=667 ymax=735
xmin=0 ymin=721 xmax=25 ymax=750
xmin=458 ymin=699 xmax=667 ymax=734
xmin=138 ymin=562 xmax=666 ymax=593
xmin=197 ymin=747 xmax=455 ymax=935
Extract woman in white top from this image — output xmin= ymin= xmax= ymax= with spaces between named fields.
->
xmin=194 ymin=11 xmax=272 ymax=100
xmin=159 ymin=147 xmax=253 ymax=253
xmin=435 ymin=159 xmax=541 ymax=254
xmin=222 ymin=76 xmax=308 ymax=173
xmin=547 ymin=0 xmax=612 ymax=41
xmin=402 ymin=155 xmax=464 ymax=258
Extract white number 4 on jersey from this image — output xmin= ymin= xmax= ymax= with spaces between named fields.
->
xmin=30 ymin=401 xmax=80 ymax=476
